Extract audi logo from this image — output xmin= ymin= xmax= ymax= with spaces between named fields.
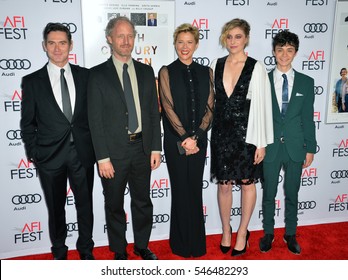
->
xmin=331 ymin=170 xmax=348 ymax=179
xmin=62 ymin=22 xmax=77 ymax=34
xmin=202 ymin=180 xmax=209 ymax=189
xmin=230 ymin=207 xmax=242 ymax=216
xmin=152 ymin=214 xmax=170 ymax=224
xmin=66 ymin=222 xmax=78 ymax=232
xmin=314 ymin=86 xmax=323 ymax=95
xmin=193 ymin=57 xmax=210 ymax=66
xmin=12 ymin=194 xmax=42 ymax=205
xmin=0 ymin=59 xmax=31 ymax=70
xmin=6 ymin=129 xmax=22 ymax=140
xmin=264 ymin=56 xmax=276 ymax=66
xmin=303 ymin=23 xmax=328 ymax=33
xmin=298 ymin=201 xmax=316 ymax=210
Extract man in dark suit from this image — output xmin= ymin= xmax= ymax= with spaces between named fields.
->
xmin=87 ymin=16 xmax=161 ymax=260
xmin=20 ymin=23 xmax=95 ymax=260
xmin=259 ymin=30 xmax=316 ymax=255
xmin=147 ymin=13 xmax=157 ymax=26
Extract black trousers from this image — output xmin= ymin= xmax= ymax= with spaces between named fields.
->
xmin=101 ymin=140 xmax=153 ymax=253
xmin=37 ymin=142 xmax=94 ymax=258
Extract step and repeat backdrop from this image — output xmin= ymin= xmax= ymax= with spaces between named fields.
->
xmin=1 ymin=0 xmax=347 ymax=259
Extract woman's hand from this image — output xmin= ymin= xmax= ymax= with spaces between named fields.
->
xmin=254 ymin=147 xmax=265 ymax=165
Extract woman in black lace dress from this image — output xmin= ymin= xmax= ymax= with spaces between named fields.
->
xmin=158 ymin=23 xmax=214 ymax=257
xmin=210 ymin=18 xmax=273 ymax=256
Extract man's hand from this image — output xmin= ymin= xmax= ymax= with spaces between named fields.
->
xmin=98 ymin=161 xmax=115 ymax=179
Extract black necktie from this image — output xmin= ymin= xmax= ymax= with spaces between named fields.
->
xmin=123 ymin=63 xmax=138 ymax=133
xmin=281 ymin=73 xmax=289 ymax=118
xmin=60 ymin=68 xmax=73 ymax=122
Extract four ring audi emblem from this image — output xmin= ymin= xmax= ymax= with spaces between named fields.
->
xmin=331 ymin=170 xmax=348 ymax=179
xmin=12 ymin=194 xmax=42 ymax=205
xmin=7 ymin=130 xmax=22 ymax=140
xmin=230 ymin=207 xmax=242 ymax=216
xmin=62 ymin=23 xmax=77 ymax=33
xmin=193 ymin=57 xmax=210 ymax=66
xmin=314 ymin=86 xmax=323 ymax=95
xmin=66 ymin=222 xmax=78 ymax=232
xmin=0 ymin=59 xmax=31 ymax=70
xmin=303 ymin=23 xmax=328 ymax=33
xmin=298 ymin=201 xmax=316 ymax=210
xmin=264 ymin=56 xmax=276 ymax=66
xmin=153 ymin=214 xmax=170 ymax=224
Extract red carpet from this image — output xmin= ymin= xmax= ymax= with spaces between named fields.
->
xmin=6 ymin=222 xmax=348 ymax=260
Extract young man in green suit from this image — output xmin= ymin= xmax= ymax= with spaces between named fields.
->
xmin=259 ymin=30 xmax=317 ymax=255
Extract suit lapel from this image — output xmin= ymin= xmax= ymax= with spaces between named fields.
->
xmin=269 ymin=70 xmax=282 ymax=120
xmin=71 ymin=64 xmax=80 ymax=120
xmin=38 ymin=65 xmax=65 ymax=117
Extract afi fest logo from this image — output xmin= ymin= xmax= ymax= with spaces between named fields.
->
xmin=192 ymin=18 xmax=210 ymax=40
xmin=301 ymin=168 xmax=318 ymax=187
xmin=66 ymin=187 xmax=75 ymax=206
xmin=10 ymin=159 xmax=38 ymax=180
xmin=203 ymin=205 xmax=208 ymax=223
xmin=14 ymin=222 xmax=43 ymax=244
xmin=0 ymin=16 xmax=27 ymax=40
xmin=305 ymin=0 xmax=328 ymax=6
xmin=258 ymin=200 xmax=281 ymax=219
xmin=314 ymin=111 xmax=321 ymax=130
xmin=4 ymin=89 xmax=21 ymax=112
xmin=265 ymin=18 xmax=289 ymax=39
xmin=332 ymin=139 xmax=348 ymax=157
xmin=226 ymin=0 xmax=250 ymax=6
xmin=329 ymin=194 xmax=348 ymax=212
xmin=150 ymin=178 xmax=170 ymax=199
xmin=302 ymin=50 xmax=325 ymax=71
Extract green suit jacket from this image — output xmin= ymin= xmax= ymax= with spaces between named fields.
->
xmin=264 ymin=69 xmax=317 ymax=163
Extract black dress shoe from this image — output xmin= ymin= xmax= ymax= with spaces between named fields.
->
xmin=114 ymin=252 xmax=128 ymax=260
xmin=134 ymin=247 xmax=158 ymax=260
xmin=283 ymin=234 xmax=301 ymax=255
xmin=259 ymin=234 xmax=274 ymax=253
xmin=231 ymin=230 xmax=250 ymax=257
xmin=53 ymin=252 xmax=67 ymax=260
xmin=220 ymin=226 xmax=232 ymax=254
xmin=80 ymin=253 xmax=95 ymax=260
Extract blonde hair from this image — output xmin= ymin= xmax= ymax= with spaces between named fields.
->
xmin=173 ymin=23 xmax=199 ymax=44
xmin=219 ymin=18 xmax=250 ymax=48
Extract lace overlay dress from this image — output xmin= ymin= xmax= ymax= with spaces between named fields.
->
xmin=210 ymin=56 xmax=262 ymax=185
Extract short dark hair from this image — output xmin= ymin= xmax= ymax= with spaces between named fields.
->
xmin=272 ymin=30 xmax=299 ymax=52
xmin=340 ymin=68 xmax=347 ymax=75
xmin=43 ymin=22 xmax=72 ymax=43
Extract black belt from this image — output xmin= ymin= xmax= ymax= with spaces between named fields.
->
xmin=128 ymin=132 xmax=142 ymax=142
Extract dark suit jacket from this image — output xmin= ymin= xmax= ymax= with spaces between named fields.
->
xmin=264 ymin=69 xmax=316 ymax=163
xmin=87 ymin=57 xmax=161 ymax=161
xmin=20 ymin=63 xmax=95 ymax=169
xmin=148 ymin=19 xmax=157 ymax=26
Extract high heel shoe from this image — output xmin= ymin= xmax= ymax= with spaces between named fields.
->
xmin=220 ymin=226 xmax=232 ymax=254
xmin=231 ymin=230 xmax=250 ymax=256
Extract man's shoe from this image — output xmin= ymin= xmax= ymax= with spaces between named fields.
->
xmin=259 ymin=234 xmax=274 ymax=253
xmin=53 ymin=252 xmax=67 ymax=260
xmin=114 ymin=252 xmax=128 ymax=260
xmin=80 ymin=253 xmax=95 ymax=260
xmin=283 ymin=234 xmax=301 ymax=255
xmin=134 ymin=246 xmax=158 ymax=260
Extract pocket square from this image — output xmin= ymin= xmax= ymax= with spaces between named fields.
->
xmin=296 ymin=92 xmax=303 ymax=97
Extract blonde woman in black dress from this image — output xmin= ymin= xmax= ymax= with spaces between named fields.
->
xmin=210 ymin=18 xmax=273 ymax=256
xmin=158 ymin=23 xmax=214 ymax=257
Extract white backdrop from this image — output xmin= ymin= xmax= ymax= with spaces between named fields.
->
xmin=0 ymin=0 xmax=347 ymax=259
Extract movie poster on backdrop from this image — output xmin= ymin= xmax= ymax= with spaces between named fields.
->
xmin=80 ymin=0 xmax=175 ymax=75
xmin=326 ymin=0 xmax=348 ymax=123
